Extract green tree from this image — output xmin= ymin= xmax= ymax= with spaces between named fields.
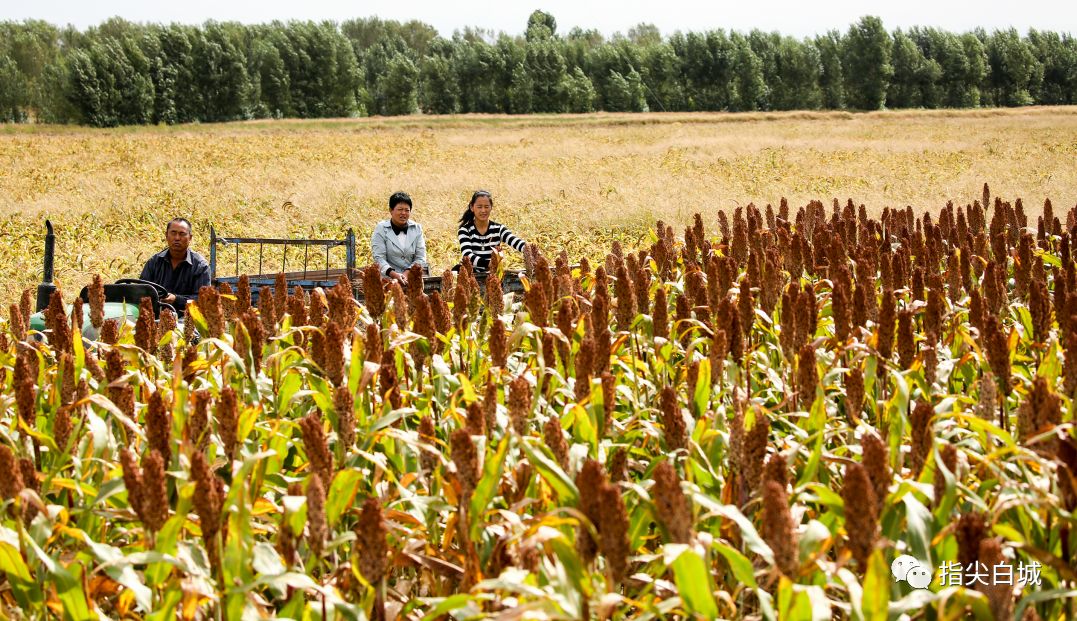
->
xmin=250 ymin=33 xmax=290 ymax=118
xmin=627 ymin=23 xmax=661 ymax=47
xmin=508 ymin=64 xmax=534 ymax=113
xmin=732 ymin=32 xmax=766 ymax=111
xmin=452 ymin=36 xmax=505 ymax=113
xmin=525 ymin=10 xmax=557 ymax=42
xmin=419 ymin=52 xmax=459 ymax=114
xmin=0 ymin=20 xmax=67 ymax=121
xmin=66 ymin=38 xmax=154 ymax=126
xmin=341 ymin=17 xmax=438 ymax=56
xmin=770 ymin=37 xmax=822 ymax=110
xmin=984 ymin=29 xmax=1043 ymax=106
xmin=604 ymin=68 xmax=647 ymax=112
xmin=273 ymin=22 xmax=359 ymax=118
xmin=562 ymin=66 xmax=596 ymax=112
xmin=639 ymin=42 xmax=685 ymax=111
xmin=191 ymin=23 xmax=251 ymax=121
xmin=888 ymin=29 xmax=941 ymax=108
xmin=1028 ymin=30 xmax=1077 ymax=104
xmin=526 ymin=38 xmax=567 ymax=112
xmin=0 ymin=52 xmax=27 ymax=121
xmin=957 ymin=32 xmax=988 ymax=107
xmin=376 ymin=53 xmax=418 ymax=115
xmin=672 ymin=30 xmax=737 ymax=111
xmin=815 ymin=31 xmax=845 ymax=109
xmin=842 ymin=16 xmax=892 ymax=110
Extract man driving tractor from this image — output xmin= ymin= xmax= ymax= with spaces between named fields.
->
xmin=138 ymin=217 xmax=210 ymax=311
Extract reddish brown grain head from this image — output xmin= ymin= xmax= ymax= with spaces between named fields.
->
xmin=146 ymin=389 xmax=173 ymax=465
xmin=508 ymin=374 xmax=532 ymax=436
xmin=306 ymin=472 xmax=328 ymax=557
xmin=652 ymin=461 xmax=694 ymax=544
xmin=362 ymin=265 xmax=386 ymax=319
xmin=299 ymin=413 xmax=334 ymax=488
xmin=197 ymin=286 xmax=224 ymax=339
xmin=659 ymin=386 xmax=687 ymax=451
xmin=450 ymin=428 xmax=479 ymax=501
xmin=543 ymin=416 xmax=569 ymax=471
xmin=235 ymin=274 xmax=252 ymax=315
xmin=334 ymin=384 xmax=356 ymax=448
xmin=761 ymin=480 xmax=799 ymax=578
xmin=909 ymin=400 xmax=934 ymax=477
xmin=355 ymin=497 xmax=389 ymax=584
xmin=574 ymin=459 xmax=607 ymax=564
xmin=215 ymin=386 xmax=239 ymax=461
xmin=140 ymin=450 xmax=170 ymax=533
xmin=841 ymin=462 xmax=879 ymax=570
xmin=597 ymin=480 xmax=631 ymax=585
xmin=418 ymin=415 xmax=438 ymax=476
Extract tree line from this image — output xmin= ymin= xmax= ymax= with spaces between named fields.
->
xmin=1 ymin=12 xmax=1075 ymax=126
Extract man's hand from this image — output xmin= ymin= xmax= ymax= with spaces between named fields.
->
xmin=163 ymin=293 xmax=177 ymax=304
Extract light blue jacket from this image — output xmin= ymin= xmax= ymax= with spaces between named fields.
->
xmin=371 ymin=219 xmax=428 ymax=277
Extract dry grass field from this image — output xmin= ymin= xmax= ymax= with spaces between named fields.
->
xmin=2 ymin=107 xmax=1076 ymax=302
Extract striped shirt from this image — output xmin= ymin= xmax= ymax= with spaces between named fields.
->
xmin=458 ymin=220 xmax=527 ymax=271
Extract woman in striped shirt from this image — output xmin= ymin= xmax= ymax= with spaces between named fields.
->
xmin=457 ymin=190 xmax=527 ymax=272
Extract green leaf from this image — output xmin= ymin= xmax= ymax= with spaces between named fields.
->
xmin=327 ymin=469 xmax=363 ymax=528
xmin=418 ymin=593 xmax=491 ymax=620
xmin=470 ymin=436 xmax=510 ymax=541
xmin=861 ymin=549 xmax=890 ymax=621
xmin=274 ymin=369 xmax=303 ymax=416
xmin=185 ymin=302 xmax=209 ymax=336
xmin=900 ymin=494 xmax=934 ymax=569
xmin=251 ymin=542 xmax=286 ymax=578
xmin=665 ymin=544 xmax=718 ymax=619
xmin=24 ymin=533 xmax=93 ymax=621
xmin=1014 ymin=588 xmax=1077 ymax=620
xmin=145 ymin=588 xmax=183 ymax=621
xmin=694 ymin=496 xmax=774 ymax=565
xmin=713 ymin=540 xmax=757 ymax=588
xmin=571 ymin=401 xmax=598 ymax=453
xmin=520 ymin=439 xmax=579 ymax=505
xmin=549 ymin=534 xmax=590 ymax=597
xmin=0 ymin=541 xmax=40 ymax=609
xmin=692 ymin=357 xmax=711 ymax=415
xmin=797 ymin=431 xmax=825 ymax=489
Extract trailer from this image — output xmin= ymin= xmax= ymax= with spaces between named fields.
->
xmin=208 ymin=226 xmax=530 ymax=302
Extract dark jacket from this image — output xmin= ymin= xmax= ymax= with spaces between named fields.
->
xmin=139 ymin=248 xmax=211 ymax=311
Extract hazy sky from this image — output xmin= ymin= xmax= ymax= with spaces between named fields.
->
xmin=3 ymin=0 xmax=1074 ymax=38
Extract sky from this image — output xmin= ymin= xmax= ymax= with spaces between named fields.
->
xmin=2 ymin=0 xmax=1074 ymax=38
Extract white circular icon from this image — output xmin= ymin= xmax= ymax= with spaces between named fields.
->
xmin=906 ymin=564 xmax=932 ymax=589
xmin=891 ymin=555 xmax=919 ymax=581
xmin=891 ymin=554 xmax=932 ymax=589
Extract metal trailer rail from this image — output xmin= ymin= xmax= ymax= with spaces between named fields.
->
xmin=209 ymin=227 xmax=360 ymax=298
xmin=209 ymin=227 xmax=531 ymax=304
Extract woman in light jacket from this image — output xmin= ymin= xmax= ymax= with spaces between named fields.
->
xmin=371 ymin=191 xmax=428 ymax=284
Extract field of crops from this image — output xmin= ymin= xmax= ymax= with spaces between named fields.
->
xmin=2 ymin=107 xmax=1077 ymax=307
xmin=1 ymin=188 xmax=1075 ymax=619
